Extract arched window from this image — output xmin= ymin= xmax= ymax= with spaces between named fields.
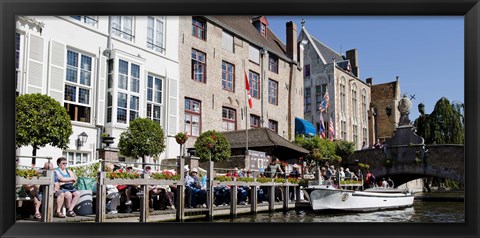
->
xmin=362 ymin=89 xmax=367 ymax=122
xmin=352 ymin=83 xmax=358 ymax=116
xmin=340 ymin=77 xmax=346 ymax=113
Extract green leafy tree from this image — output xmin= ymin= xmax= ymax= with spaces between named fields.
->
xmin=16 ymin=93 xmax=73 ymax=165
xmin=334 ymin=140 xmax=355 ymax=161
xmin=194 ymin=130 xmax=230 ymax=162
xmin=414 ymin=97 xmax=464 ymax=144
xmin=294 ymin=135 xmax=337 ymax=163
xmin=118 ymin=118 xmax=165 ymax=168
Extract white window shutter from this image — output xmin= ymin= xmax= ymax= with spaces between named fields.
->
xmin=249 ymin=45 xmax=260 ymax=64
xmin=168 ymin=77 xmax=178 ymax=134
xmin=27 ymin=34 xmax=44 ymax=94
xmin=96 ymin=56 xmax=107 ymax=126
xmin=222 ymin=31 xmax=233 ymax=52
xmin=48 ymin=40 xmax=65 ymax=103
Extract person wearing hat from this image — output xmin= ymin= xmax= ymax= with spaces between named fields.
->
xmin=185 ymin=168 xmax=206 ymax=208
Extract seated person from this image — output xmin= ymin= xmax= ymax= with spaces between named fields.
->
xmin=116 ymin=164 xmax=138 ymax=213
xmin=54 ymin=157 xmax=80 ymax=217
xmin=214 ymin=185 xmax=230 ymax=206
xmin=185 ymin=168 xmax=206 ymax=208
xmin=145 ymin=166 xmax=174 ymax=210
xmin=104 ymin=163 xmax=120 ymax=214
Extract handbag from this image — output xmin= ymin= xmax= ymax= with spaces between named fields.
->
xmin=76 ymin=177 xmax=97 ymax=194
xmin=60 ymin=183 xmax=75 ymax=191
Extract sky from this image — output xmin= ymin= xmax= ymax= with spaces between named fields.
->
xmin=266 ymin=16 xmax=464 ymax=120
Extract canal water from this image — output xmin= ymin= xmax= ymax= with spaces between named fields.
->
xmin=211 ymin=200 xmax=464 ymax=223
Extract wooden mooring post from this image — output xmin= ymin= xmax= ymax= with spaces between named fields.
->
xmin=176 ymin=158 xmax=185 ymax=222
xmin=206 ymin=161 xmax=214 ymax=221
xmin=230 ymin=184 xmax=238 ymax=218
xmin=96 ymin=171 xmax=107 ymax=222
xmin=283 ymin=185 xmax=289 ymax=212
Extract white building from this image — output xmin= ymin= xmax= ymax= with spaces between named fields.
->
xmin=15 ymin=16 xmax=180 ymax=167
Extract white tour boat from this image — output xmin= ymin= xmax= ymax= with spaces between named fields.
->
xmin=303 ymin=178 xmax=414 ymax=212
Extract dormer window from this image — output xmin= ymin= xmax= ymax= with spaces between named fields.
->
xmin=260 ymin=23 xmax=267 ymax=37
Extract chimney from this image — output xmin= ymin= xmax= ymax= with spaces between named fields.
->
xmin=346 ymin=49 xmax=359 ymax=77
xmin=286 ymin=21 xmax=297 ymax=60
xmin=366 ymin=77 xmax=373 ymax=85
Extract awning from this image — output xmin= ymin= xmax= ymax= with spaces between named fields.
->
xmin=295 ymin=117 xmax=316 ymax=136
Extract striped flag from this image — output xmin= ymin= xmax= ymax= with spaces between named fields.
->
xmin=245 ymin=70 xmax=252 ymax=109
xmin=318 ymin=91 xmax=329 ymax=112
xmin=328 ymin=117 xmax=335 ymax=141
xmin=319 ymin=113 xmax=326 ymax=138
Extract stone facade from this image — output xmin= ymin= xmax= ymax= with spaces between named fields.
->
xmin=178 ymin=16 xmax=304 ymax=151
xmin=298 ymin=26 xmax=372 ymax=150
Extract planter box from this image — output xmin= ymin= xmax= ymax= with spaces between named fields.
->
xmin=16 ymin=176 xmax=52 ymax=186
xmin=103 ymin=178 xmax=181 ymax=186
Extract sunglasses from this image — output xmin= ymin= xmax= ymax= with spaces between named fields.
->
xmin=61 ymin=162 xmax=67 ymax=165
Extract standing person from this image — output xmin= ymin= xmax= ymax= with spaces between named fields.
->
xmin=387 ymin=177 xmax=395 ymax=188
xmin=54 ymin=157 xmax=80 ymax=217
xmin=289 ymin=164 xmax=301 ymax=201
xmin=381 ymin=178 xmax=389 ymax=188
xmin=268 ymin=158 xmax=284 ymax=178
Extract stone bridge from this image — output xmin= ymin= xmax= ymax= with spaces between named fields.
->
xmin=344 ymin=144 xmax=465 ymax=187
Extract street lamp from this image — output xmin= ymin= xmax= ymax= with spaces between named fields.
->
xmin=77 ymin=132 xmax=88 ymax=147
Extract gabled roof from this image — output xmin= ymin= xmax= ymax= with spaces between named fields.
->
xmin=221 ymin=127 xmax=309 ymax=154
xmin=310 ymin=36 xmax=344 ymax=64
xmin=206 ymin=16 xmax=288 ymax=61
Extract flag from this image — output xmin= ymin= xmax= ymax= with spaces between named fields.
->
xmin=328 ymin=117 xmax=335 ymax=141
xmin=319 ymin=113 xmax=326 ymax=138
xmin=245 ymin=70 xmax=252 ymax=109
xmin=318 ymin=91 xmax=329 ymax=112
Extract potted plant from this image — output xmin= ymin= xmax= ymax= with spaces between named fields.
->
xmin=101 ymin=133 xmax=115 ymax=147
xmin=174 ymin=132 xmax=188 ymax=145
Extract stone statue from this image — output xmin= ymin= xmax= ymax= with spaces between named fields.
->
xmin=398 ymin=94 xmax=412 ymax=126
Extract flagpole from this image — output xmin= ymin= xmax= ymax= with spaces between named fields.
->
xmin=244 ymin=60 xmax=249 ymax=155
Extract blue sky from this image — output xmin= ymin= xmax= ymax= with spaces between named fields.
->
xmin=267 ymin=16 xmax=464 ymax=120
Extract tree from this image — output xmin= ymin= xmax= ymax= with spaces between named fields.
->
xmin=414 ymin=97 xmax=464 ymax=144
xmin=118 ymin=118 xmax=165 ymax=168
xmin=194 ymin=130 xmax=230 ymax=163
xmin=16 ymin=93 xmax=73 ymax=165
xmin=294 ymin=135 xmax=337 ymax=164
xmin=334 ymin=140 xmax=355 ymax=161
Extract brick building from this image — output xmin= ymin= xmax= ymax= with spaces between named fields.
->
xmin=178 ymin=16 xmax=304 ymax=151
xmin=369 ymin=77 xmax=401 ymax=143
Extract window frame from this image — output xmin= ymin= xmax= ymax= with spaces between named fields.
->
xmin=352 ymin=83 xmax=358 ymax=116
xmin=249 ymin=71 xmax=260 ymax=99
xmin=64 ymin=49 xmax=93 ymax=123
xmin=116 ymin=59 xmax=141 ymax=124
xmin=268 ymin=119 xmax=278 ymax=133
xmin=70 ymin=16 xmax=98 ymax=27
xmin=305 ymin=87 xmax=311 ymax=113
xmin=192 ymin=48 xmax=207 ymax=83
xmin=268 ymin=54 xmax=278 ymax=74
xmin=63 ymin=151 xmax=90 ymax=165
xmin=192 ymin=16 xmax=207 ymax=40
xmin=147 ymin=16 xmax=166 ymax=53
xmin=268 ymin=79 xmax=278 ymax=105
xmin=222 ymin=61 xmax=235 ymax=92
xmin=147 ymin=74 xmax=163 ymax=124
xmin=222 ymin=107 xmax=237 ymax=131
xmin=111 ymin=16 xmax=135 ymax=42
xmin=185 ymin=98 xmax=202 ymax=137
xmin=250 ymin=114 xmax=260 ymax=128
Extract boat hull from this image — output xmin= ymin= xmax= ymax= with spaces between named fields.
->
xmin=305 ymin=188 xmax=414 ymax=212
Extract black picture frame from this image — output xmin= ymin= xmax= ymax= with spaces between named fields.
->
xmin=1 ymin=0 xmax=478 ymax=237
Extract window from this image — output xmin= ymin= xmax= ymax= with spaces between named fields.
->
xmin=15 ymin=32 xmax=21 ymax=95
xmin=341 ymin=121 xmax=347 ymax=140
xmin=362 ymin=89 xmax=367 ymax=122
xmin=268 ymin=79 xmax=278 ymax=105
xmin=260 ymin=23 xmax=267 ymax=37
xmin=192 ymin=49 xmax=206 ymax=83
xmin=304 ymin=64 xmax=310 ymax=77
xmin=363 ymin=128 xmax=368 ymax=146
xmin=352 ymin=83 xmax=358 ymax=116
xmin=249 ymin=45 xmax=260 ymax=64
xmin=268 ymin=55 xmax=278 ymax=74
xmin=63 ymin=151 xmax=90 ymax=165
xmin=222 ymin=61 xmax=235 ymax=92
xmin=147 ymin=75 xmax=163 ymax=124
xmin=222 ymin=31 xmax=233 ymax=52
xmin=111 ymin=16 xmax=134 ymax=41
xmin=147 ymin=16 xmax=165 ymax=53
xmin=70 ymin=16 xmax=98 ymax=27
xmin=353 ymin=125 xmax=358 ymax=148
xmin=315 ymin=84 xmax=327 ymax=111
xmin=192 ymin=17 xmax=206 ymax=40
xmin=116 ymin=59 xmax=140 ymax=124
xmin=305 ymin=87 xmax=311 ymax=113
xmin=185 ymin=98 xmax=201 ymax=136
xmin=64 ymin=50 xmax=92 ymax=123
xmin=250 ymin=114 xmax=260 ymax=128
xmin=222 ymin=107 xmax=236 ymax=131
xmin=268 ymin=120 xmax=278 ymax=133
xmin=340 ymin=77 xmax=346 ymax=113
xmin=249 ymin=71 xmax=260 ymax=99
